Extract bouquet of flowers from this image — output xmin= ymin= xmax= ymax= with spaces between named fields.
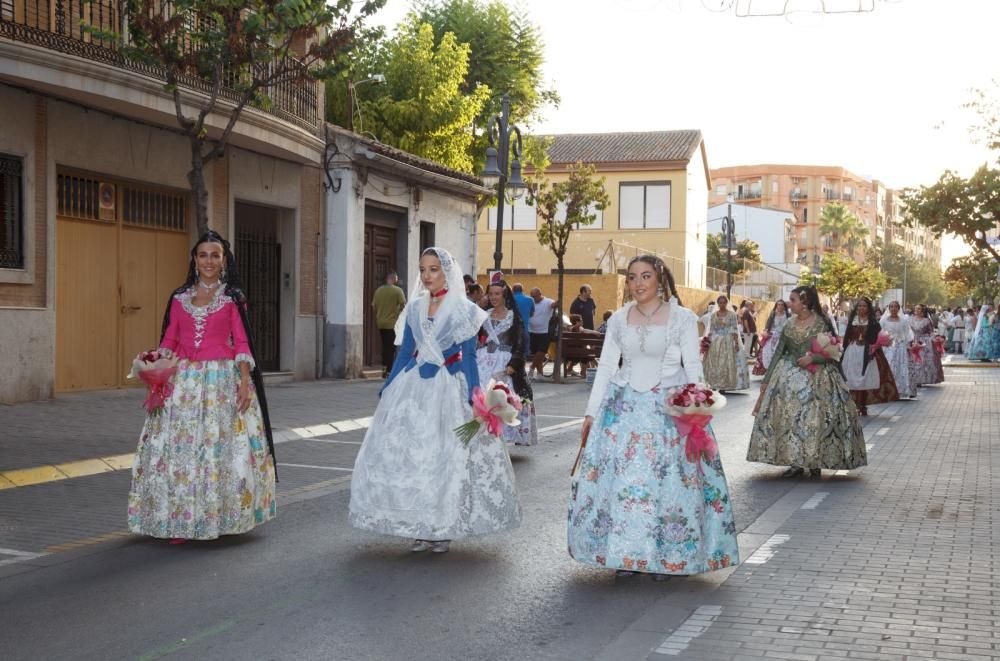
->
xmin=908 ymin=341 xmax=925 ymax=365
xmin=127 ymin=349 xmax=178 ymax=415
xmin=699 ymin=336 xmax=711 ymax=356
xmin=804 ymin=333 xmax=842 ymax=374
xmin=664 ymin=384 xmax=727 ymax=474
xmin=453 ymin=379 xmax=522 ymax=445
xmin=870 ymin=330 xmax=892 ymax=356
xmin=932 ymin=335 xmax=945 ymax=356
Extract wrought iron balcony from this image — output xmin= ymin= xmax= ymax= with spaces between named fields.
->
xmin=734 ymin=190 xmax=762 ymax=200
xmin=0 ymin=0 xmax=319 ymax=131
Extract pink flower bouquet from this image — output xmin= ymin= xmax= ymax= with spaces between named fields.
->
xmin=804 ymin=333 xmax=842 ymax=374
xmin=665 ymin=384 xmax=727 ymax=474
xmin=699 ymin=336 xmax=711 ymax=356
xmin=870 ymin=330 xmax=892 ymax=356
xmin=908 ymin=341 xmax=924 ymax=365
xmin=453 ymin=379 xmax=522 ymax=445
xmin=128 ymin=349 xmax=178 ymax=415
xmin=932 ymin=336 xmax=945 ymax=356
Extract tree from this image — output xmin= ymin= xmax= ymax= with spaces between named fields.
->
xmin=944 ymin=253 xmax=1000 ymax=304
xmin=901 ymin=165 xmax=1000 ymax=265
xmin=706 ymin=233 xmax=762 ymax=276
xmin=800 ymin=253 xmax=891 ymax=308
xmin=818 ymin=203 xmax=868 ymax=258
xmin=903 ymin=260 xmax=948 ymax=308
xmin=97 ymin=0 xmax=383 ymax=235
xmin=864 ymin=238 xmax=909 ymax=287
xmin=353 ymin=19 xmax=490 ymax=172
xmin=531 ymin=163 xmax=610 ymax=383
xmin=414 ymin=0 xmax=558 ymax=163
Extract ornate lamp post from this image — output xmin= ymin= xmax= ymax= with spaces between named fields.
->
xmin=723 ymin=195 xmax=737 ymax=299
xmin=481 ymin=94 xmax=527 ymax=273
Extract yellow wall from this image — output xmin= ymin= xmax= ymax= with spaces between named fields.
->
xmin=477 ymin=166 xmax=697 ymax=281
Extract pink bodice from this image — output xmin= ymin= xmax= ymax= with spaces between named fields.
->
xmin=159 ymin=289 xmax=255 ymax=366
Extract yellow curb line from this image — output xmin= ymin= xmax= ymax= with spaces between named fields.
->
xmin=45 ymin=530 xmax=130 ymax=554
xmin=0 ymin=454 xmax=136 ymax=490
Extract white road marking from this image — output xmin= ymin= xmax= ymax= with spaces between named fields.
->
xmin=654 ymin=605 xmax=723 ymax=656
xmin=279 ymin=463 xmax=354 ymax=472
xmin=743 ymin=534 xmax=790 ymax=564
xmin=0 ymin=547 xmax=47 ymax=567
xmin=866 ymin=443 xmax=874 ymax=452
xmin=890 ymin=415 xmax=901 ymax=422
xmin=876 ymin=427 xmax=889 ymax=436
xmin=538 ymin=418 xmax=584 ymax=437
xmin=300 ymin=438 xmax=363 ymax=446
xmin=800 ymin=492 xmax=830 ymax=510
xmin=834 ymin=469 xmax=849 ymax=476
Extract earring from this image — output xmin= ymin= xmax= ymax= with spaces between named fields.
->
xmin=221 ymin=267 xmax=227 ymax=281
xmin=195 ymin=267 xmax=199 ymax=278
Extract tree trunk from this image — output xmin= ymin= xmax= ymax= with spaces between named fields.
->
xmin=187 ymin=136 xmax=211 ymax=237
xmin=554 ymin=256 xmax=565 ymax=384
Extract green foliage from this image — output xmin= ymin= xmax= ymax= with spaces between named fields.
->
xmin=901 ymin=165 xmax=1000 ymax=264
xmin=864 ymin=238 xmax=909 ymax=287
xmin=800 ymin=253 xmax=891 ymax=307
xmin=864 ymin=238 xmax=946 ymax=307
xmin=355 ymin=19 xmax=490 ymax=172
xmin=706 ymin=233 xmax=762 ymax=276
xmin=944 ymin=252 xmax=1000 ymax=304
xmin=818 ymin=203 xmax=868 ymax=256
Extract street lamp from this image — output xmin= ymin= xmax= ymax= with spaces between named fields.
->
xmin=722 ymin=195 xmax=737 ymax=299
xmin=347 ymin=74 xmax=385 ymax=133
xmin=481 ymin=94 xmax=527 ymax=272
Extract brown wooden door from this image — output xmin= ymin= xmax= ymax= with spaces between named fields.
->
xmin=363 ymin=223 xmax=397 ymax=367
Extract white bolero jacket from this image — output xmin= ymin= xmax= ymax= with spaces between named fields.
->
xmin=584 ymin=300 xmax=705 ymax=418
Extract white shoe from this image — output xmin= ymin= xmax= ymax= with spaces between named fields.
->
xmin=431 ymin=540 xmax=451 ymax=553
xmin=411 ymin=540 xmax=433 ymax=552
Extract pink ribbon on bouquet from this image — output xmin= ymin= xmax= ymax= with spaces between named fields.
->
xmin=908 ymin=344 xmax=924 ymax=365
xmin=672 ymin=414 xmax=718 ymax=475
xmin=138 ymin=367 xmax=177 ymax=415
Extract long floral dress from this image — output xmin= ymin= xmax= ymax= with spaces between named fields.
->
xmin=747 ymin=314 xmax=867 ymax=470
xmin=567 ymin=302 xmax=739 ymax=576
xmin=841 ymin=321 xmax=899 ymax=409
xmin=880 ymin=315 xmax=915 ymax=398
xmin=908 ymin=317 xmax=944 ymax=385
xmin=476 ymin=310 xmax=538 ymax=446
xmin=128 ymin=288 xmax=277 ymax=539
xmin=704 ymin=309 xmax=749 ymax=391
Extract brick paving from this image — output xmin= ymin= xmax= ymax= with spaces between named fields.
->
xmin=642 ymin=369 xmax=1000 ymax=660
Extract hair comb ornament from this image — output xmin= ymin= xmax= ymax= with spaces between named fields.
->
xmin=490 ymin=271 xmax=504 ymax=285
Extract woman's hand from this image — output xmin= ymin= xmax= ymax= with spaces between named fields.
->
xmin=796 ymin=353 xmax=814 ymax=369
xmin=505 ymin=366 xmax=515 ymax=376
xmin=237 ymin=378 xmax=252 ymax=413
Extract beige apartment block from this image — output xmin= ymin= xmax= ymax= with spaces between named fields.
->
xmin=709 ymin=164 xmax=941 ymax=270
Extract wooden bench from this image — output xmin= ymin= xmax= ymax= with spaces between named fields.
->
xmin=561 ymin=331 xmax=605 ymax=375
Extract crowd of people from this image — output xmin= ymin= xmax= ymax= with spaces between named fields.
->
xmin=126 ymin=232 xmax=980 ymax=584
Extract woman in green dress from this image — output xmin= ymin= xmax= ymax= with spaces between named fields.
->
xmin=747 ymin=285 xmax=866 ymax=479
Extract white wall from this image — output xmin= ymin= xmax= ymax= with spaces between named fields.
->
xmin=684 ymin=145 xmax=709 ymax=288
xmin=707 ymin=203 xmax=794 ymax=265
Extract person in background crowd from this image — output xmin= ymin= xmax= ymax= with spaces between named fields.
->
xmin=570 ymin=284 xmax=598 ymax=330
xmin=840 ymin=297 xmax=899 ymax=417
xmin=739 ymin=300 xmax=759 ymax=357
xmin=528 ymin=287 xmax=557 ymax=379
xmin=699 ymin=301 xmax=717 ymax=336
xmin=597 ymin=310 xmax=613 ymax=334
xmin=511 ymin=283 xmax=534 ymax=336
xmin=372 ymin=271 xmax=406 ymax=378
xmin=880 ymin=301 xmax=915 ymax=399
xmin=909 ymin=304 xmax=945 ymax=385
xmin=704 ymin=295 xmax=749 ymax=392
xmin=564 ymin=314 xmax=599 ymax=377
xmin=466 ymin=283 xmax=485 ymax=307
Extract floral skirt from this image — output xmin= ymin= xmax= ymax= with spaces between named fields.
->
xmin=909 ymin=338 xmax=945 ymax=384
xmin=884 ymin=344 xmax=915 ymax=398
xmin=752 ymin=334 xmax=779 ymax=376
xmin=747 ymin=360 xmax=867 ymax=470
xmin=128 ymin=359 xmax=276 ymax=540
xmin=476 ymin=348 xmax=539 ymax=446
xmin=704 ymin=334 xmax=749 ymax=391
xmin=567 ymin=384 xmax=739 ymax=575
xmin=843 ymin=345 xmax=899 ymax=407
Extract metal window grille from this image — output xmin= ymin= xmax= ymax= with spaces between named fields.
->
xmin=57 ymin=173 xmax=105 ymax=222
xmin=0 ymin=154 xmax=24 ymax=269
xmin=122 ymin=185 xmax=187 ymax=232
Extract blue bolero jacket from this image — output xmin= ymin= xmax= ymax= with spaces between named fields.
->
xmin=381 ymin=323 xmax=481 ymax=401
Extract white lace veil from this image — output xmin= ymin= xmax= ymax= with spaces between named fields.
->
xmin=393 ymin=247 xmax=487 ymax=362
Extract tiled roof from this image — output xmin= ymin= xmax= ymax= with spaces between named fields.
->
xmin=545 ymin=130 xmax=703 ymax=165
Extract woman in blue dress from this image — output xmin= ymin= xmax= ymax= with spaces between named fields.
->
xmin=350 ymin=247 xmax=521 ymax=554
xmin=567 ymin=255 xmax=739 ymax=580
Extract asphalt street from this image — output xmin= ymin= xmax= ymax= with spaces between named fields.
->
xmin=0 ymin=378 xmax=807 ymax=661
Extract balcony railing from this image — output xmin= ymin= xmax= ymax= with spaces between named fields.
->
xmin=734 ymin=190 xmax=762 ymax=200
xmin=0 ymin=0 xmax=319 ymax=131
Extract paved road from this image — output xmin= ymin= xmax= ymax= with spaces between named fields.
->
xmin=0 ymin=375 xmax=809 ymax=660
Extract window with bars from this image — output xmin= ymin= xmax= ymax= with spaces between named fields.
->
xmin=0 ymin=154 xmax=24 ymax=269
xmin=122 ymin=185 xmax=187 ymax=232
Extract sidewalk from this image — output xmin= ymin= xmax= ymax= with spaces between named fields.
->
xmin=601 ymin=366 xmax=999 ymax=660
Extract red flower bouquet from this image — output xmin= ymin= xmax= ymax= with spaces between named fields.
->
xmin=128 ymin=349 xmax=178 ymax=416
xmin=665 ymin=384 xmax=727 ymax=474
xmin=699 ymin=336 xmax=711 ymax=357
xmin=932 ymin=335 xmax=945 ymax=356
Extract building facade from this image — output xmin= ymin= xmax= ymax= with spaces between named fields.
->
xmin=709 ymin=164 xmax=942 ymax=270
xmin=706 ymin=202 xmax=797 ymax=265
xmin=476 ymin=130 xmax=711 ymax=288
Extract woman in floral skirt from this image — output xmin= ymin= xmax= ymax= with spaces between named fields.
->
xmin=908 ymin=304 xmax=945 ymax=385
xmin=747 ymin=285 xmax=866 ymax=478
xmin=840 ymin=297 xmax=899 ymax=416
xmin=753 ymin=299 xmax=789 ymax=376
xmin=703 ymin=295 xmax=749 ymax=392
xmin=128 ymin=231 xmax=277 ymax=542
xmin=880 ymin=301 xmax=915 ymax=399
xmin=568 ymin=255 xmax=739 ymax=580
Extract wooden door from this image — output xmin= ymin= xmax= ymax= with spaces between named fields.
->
xmin=362 ymin=223 xmax=397 ymax=367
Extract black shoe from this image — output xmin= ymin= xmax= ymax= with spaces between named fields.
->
xmin=781 ymin=466 xmax=804 ymax=478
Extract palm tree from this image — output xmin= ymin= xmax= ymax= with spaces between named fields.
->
xmin=819 ymin=203 xmax=868 ymax=258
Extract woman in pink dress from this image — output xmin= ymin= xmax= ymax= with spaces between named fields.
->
xmin=128 ymin=231 xmax=277 ymax=542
